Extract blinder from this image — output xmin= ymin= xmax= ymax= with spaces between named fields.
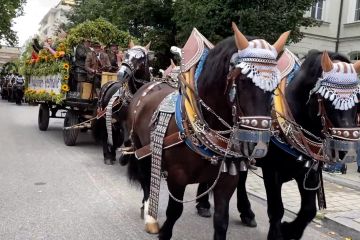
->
xmin=118 ymin=47 xmax=150 ymax=86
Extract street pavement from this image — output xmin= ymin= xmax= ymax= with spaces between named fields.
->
xmin=0 ymin=101 xmax=347 ymax=240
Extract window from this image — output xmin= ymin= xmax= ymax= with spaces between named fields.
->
xmin=311 ymin=0 xmax=325 ymax=20
xmin=350 ymin=52 xmax=360 ymax=61
xmin=355 ymin=0 xmax=360 ymax=21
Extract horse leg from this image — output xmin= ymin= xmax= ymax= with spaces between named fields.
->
xmin=281 ymin=172 xmax=318 ymax=240
xmin=119 ymin=123 xmax=132 ymax=166
xmin=102 ymin=139 xmax=116 ymax=165
xmin=196 ymin=183 xmax=211 ymax=218
xmin=158 ymin=183 xmax=186 ymax=240
xmin=263 ymin=167 xmax=285 ymax=240
xmin=140 ymin=177 xmax=150 ymax=220
xmin=237 ymin=170 xmax=257 ymax=227
xmin=95 ymin=117 xmax=116 ymax=165
xmin=213 ymin=174 xmax=238 ymax=240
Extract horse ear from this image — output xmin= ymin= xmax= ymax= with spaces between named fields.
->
xmin=353 ymin=60 xmax=360 ymax=74
xmin=129 ymin=40 xmax=135 ymax=48
xmin=170 ymin=59 xmax=176 ymax=68
xmin=273 ymin=31 xmax=290 ymax=53
xmin=321 ymin=51 xmax=333 ymax=72
xmin=232 ymin=22 xmax=248 ymax=50
xmin=145 ymin=41 xmax=151 ymax=51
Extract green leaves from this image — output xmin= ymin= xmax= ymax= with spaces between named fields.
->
xmin=65 ymin=18 xmax=131 ymax=48
xmin=0 ymin=0 xmax=26 ymax=46
xmin=68 ymin=0 xmax=318 ymax=69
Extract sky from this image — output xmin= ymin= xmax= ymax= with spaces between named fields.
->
xmin=13 ymin=0 xmax=61 ymax=47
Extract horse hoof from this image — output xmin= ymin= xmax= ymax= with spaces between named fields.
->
xmin=104 ymin=158 xmax=115 ymax=165
xmin=197 ymin=207 xmax=211 ymax=218
xmin=145 ymin=222 xmax=160 ymax=234
xmin=240 ymin=215 xmax=257 ymax=228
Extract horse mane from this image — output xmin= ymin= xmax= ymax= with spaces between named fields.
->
xmin=288 ymin=50 xmax=350 ymax=99
xmin=198 ymin=36 xmax=257 ymax=96
xmin=300 ymin=50 xmax=349 ymax=84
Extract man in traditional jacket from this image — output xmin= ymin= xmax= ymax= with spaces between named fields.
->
xmin=74 ymin=38 xmax=92 ymax=87
xmin=85 ymin=41 xmax=111 ymax=90
xmin=106 ymin=43 xmax=121 ymax=72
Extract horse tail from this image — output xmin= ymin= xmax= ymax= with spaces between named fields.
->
xmin=124 ymin=131 xmax=151 ymax=184
xmin=126 ymin=153 xmax=140 ymax=182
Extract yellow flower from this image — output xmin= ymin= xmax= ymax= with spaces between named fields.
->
xmin=63 ymin=63 xmax=70 ymax=70
xmin=54 ymin=51 xmax=61 ymax=58
xmin=61 ymin=84 xmax=70 ymax=92
xmin=63 ymin=75 xmax=69 ymax=80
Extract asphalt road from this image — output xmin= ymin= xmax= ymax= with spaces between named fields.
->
xmin=0 ymin=101 xmax=341 ymax=240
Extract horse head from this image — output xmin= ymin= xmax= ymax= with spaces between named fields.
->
xmin=308 ymin=51 xmax=360 ymax=163
xmin=118 ymin=40 xmax=154 ymax=92
xmin=212 ymin=23 xmax=290 ymax=158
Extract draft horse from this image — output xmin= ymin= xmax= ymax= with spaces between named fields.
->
xmin=125 ymin=23 xmax=290 ymax=240
xmin=93 ymin=42 xmax=153 ymax=164
xmin=235 ymin=50 xmax=360 ymax=240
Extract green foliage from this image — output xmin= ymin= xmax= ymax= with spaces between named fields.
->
xmin=0 ymin=0 xmax=26 ymax=46
xmin=0 ymin=61 xmax=18 ymax=76
xmin=68 ymin=0 xmax=175 ymax=69
xmin=65 ymin=18 xmax=132 ymax=48
xmin=68 ymin=0 xmax=318 ymax=68
xmin=173 ymin=0 xmax=319 ymax=45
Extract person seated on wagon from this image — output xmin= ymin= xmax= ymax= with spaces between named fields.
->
xmin=106 ymin=43 xmax=122 ymax=72
xmin=85 ymin=41 xmax=111 ymax=93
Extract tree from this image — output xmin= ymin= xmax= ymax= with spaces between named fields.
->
xmin=0 ymin=0 xmax=27 ymax=46
xmin=68 ymin=0 xmax=175 ymax=70
xmin=68 ymin=0 xmax=319 ymax=69
xmin=173 ymin=0 xmax=319 ymax=45
xmin=65 ymin=18 xmax=131 ymax=48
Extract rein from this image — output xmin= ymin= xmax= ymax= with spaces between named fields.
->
xmin=275 ymin=87 xmax=325 ymax=161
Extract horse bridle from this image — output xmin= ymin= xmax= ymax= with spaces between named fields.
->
xmin=317 ymin=95 xmax=360 ymax=141
xmin=121 ymin=47 xmax=149 ymax=89
xmin=226 ymin=59 xmax=273 ymax=132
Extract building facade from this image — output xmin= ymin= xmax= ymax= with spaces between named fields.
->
xmin=38 ymin=0 xmax=75 ymax=39
xmin=288 ymin=0 xmax=360 ymax=61
xmin=0 ymin=46 xmax=21 ymax=67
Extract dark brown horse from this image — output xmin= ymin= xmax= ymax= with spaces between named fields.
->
xmin=125 ymin=24 xmax=290 ymax=240
xmin=93 ymin=42 xmax=153 ymax=164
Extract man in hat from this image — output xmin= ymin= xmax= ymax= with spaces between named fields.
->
xmin=72 ymin=38 xmax=92 ymax=92
xmin=85 ymin=41 xmax=111 ymax=91
xmin=106 ymin=43 xmax=121 ymax=72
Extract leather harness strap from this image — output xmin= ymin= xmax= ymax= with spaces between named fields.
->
xmin=276 ymin=86 xmax=324 ymax=161
xmin=135 ymin=132 xmax=184 ymax=159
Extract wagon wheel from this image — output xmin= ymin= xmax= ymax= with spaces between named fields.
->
xmin=38 ymin=103 xmax=50 ymax=131
xmin=63 ymin=110 xmax=80 ymax=146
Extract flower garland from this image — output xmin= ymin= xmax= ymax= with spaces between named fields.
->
xmin=24 ymin=41 xmax=70 ymax=104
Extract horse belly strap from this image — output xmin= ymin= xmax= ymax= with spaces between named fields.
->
xmin=135 ymin=132 xmax=184 ymax=159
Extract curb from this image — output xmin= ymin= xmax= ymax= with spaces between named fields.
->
xmin=322 ymin=173 xmax=360 ymax=191
xmin=247 ymin=189 xmax=360 ymax=240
